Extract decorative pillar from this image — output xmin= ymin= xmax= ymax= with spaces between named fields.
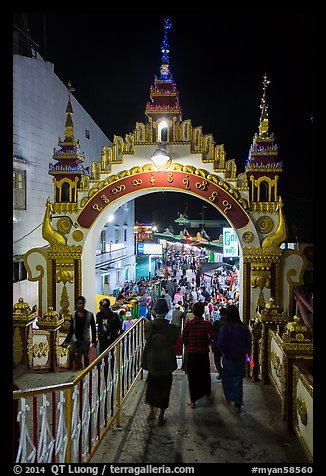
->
xmin=256 ymin=297 xmax=288 ymax=384
xmin=243 ymin=247 xmax=283 ymax=322
xmin=37 ymin=306 xmax=65 ymax=372
xmin=280 ymin=315 xmax=313 ymax=430
xmin=13 ymin=298 xmax=36 ymax=370
xmin=47 ymin=244 xmax=83 ymax=329
xmin=249 ymin=317 xmax=262 ymax=382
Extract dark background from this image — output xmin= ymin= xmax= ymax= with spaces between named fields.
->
xmin=15 ymin=13 xmax=314 ymax=238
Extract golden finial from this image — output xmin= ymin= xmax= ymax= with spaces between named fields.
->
xmin=259 ymin=74 xmax=271 ymax=138
xmin=64 ymin=81 xmax=75 ymax=142
xmin=67 ymin=80 xmax=75 ymax=94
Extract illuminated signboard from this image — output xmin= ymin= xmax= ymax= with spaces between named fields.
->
xmin=137 ymin=243 xmax=163 ymax=255
xmin=223 ymin=228 xmax=239 ymax=257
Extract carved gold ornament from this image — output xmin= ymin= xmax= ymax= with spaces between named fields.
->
xmin=42 ymin=197 xmax=67 ymax=246
xmin=56 ymin=270 xmax=74 ymax=285
xmin=38 ymin=306 xmax=64 ymax=329
xmin=33 ymin=341 xmax=49 ymax=358
xmin=13 ymin=298 xmax=36 ymax=325
xmin=251 ymin=265 xmax=271 ymax=291
xmin=297 ymin=397 xmax=308 ymax=426
xmin=72 ymin=230 xmax=84 ymax=242
xmin=262 ymin=197 xmax=287 ymax=248
xmin=242 ymin=231 xmax=254 ymax=243
xmin=258 ymin=298 xmax=288 ymax=325
xmin=251 ymin=264 xmax=271 ymax=310
xmin=27 ymin=326 xmax=33 ymax=368
xmin=271 ymin=351 xmax=283 ymax=382
xmin=256 ymin=216 xmax=274 ymax=234
xmin=282 ymin=316 xmax=313 ymax=356
xmin=13 ymin=327 xmax=23 ymax=367
xmin=57 ymin=217 xmax=72 ymax=234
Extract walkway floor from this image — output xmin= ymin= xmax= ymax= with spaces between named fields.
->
xmin=13 ymin=268 xmax=310 ymax=465
xmin=14 ymin=359 xmax=308 ymax=464
xmin=90 ymin=366 xmax=308 ymax=465
xmin=15 ymin=365 xmax=307 ymax=464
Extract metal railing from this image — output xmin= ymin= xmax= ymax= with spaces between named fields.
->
xmin=13 ymin=318 xmax=145 ymax=463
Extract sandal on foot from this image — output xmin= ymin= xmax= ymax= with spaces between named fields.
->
xmin=147 ymin=413 xmax=156 ymax=421
xmin=187 ymin=402 xmax=196 ymax=409
xmin=158 ymin=417 xmax=167 ymax=426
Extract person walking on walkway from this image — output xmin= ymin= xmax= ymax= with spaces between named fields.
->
xmin=182 ymin=301 xmax=215 ymax=408
xmin=62 ymin=296 xmax=97 ymax=370
xmin=216 ymin=304 xmax=252 ymax=413
xmin=141 ymin=298 xmax=178 ymax=426
xmin=171 ymin=303 xmax=184 ymax=336
xmin=96 ymin=299 xmax=122 ymax=354
xmin=212 ymin=306 xmax=226 ymax=380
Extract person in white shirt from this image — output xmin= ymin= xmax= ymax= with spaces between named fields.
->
xmin=122 ymin=311 xmax=136 ymax=331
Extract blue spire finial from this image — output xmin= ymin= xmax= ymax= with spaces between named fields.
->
xmin=160 ymin=18 xmax=172 ymax=80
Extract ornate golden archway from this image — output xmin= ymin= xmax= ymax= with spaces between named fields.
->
xmin=23 ymin=64 xmax=306 ymax=327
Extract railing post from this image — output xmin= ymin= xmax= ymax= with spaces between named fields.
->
xmin=281 ymin=315 xmax=313 ymax=430
xmin=115 ymin=342 xmax=121 ymax=427
xmin=65 ymin=387 xmax=73 ymax=463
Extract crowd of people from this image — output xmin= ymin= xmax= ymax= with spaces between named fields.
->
xmin=61 ymin=259 xmax=251 ymax=426
xmin=141 ymin=295 xmax=251 ymax=425
xmin=132 ymin=262 xmax=250 ymax=423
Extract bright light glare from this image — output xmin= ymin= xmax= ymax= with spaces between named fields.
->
xmin=151 ymin=149 xmax=171 ymax=167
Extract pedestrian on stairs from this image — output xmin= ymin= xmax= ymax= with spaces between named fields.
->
xmin=182 ymin=301 xmax=215 ymax=409
xmin=62 ymin=296 xmax=97 ymax=370
xmin=216 ymin=304 xmax=252 ymax=413
xmin=141 ymin=298 xmax=178 ymax=426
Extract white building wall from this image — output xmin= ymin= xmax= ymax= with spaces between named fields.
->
xmin=13 ymin=54 xmax=136 ymax=308
xmin=95 ymin=201 xmax=136 ymax=296
xmin=13 ymin=54 xmax=112 ymax=257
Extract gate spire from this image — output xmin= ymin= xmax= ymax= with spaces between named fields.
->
xmin=259 ymin=74 xmax=271 ymax=138
xmin=145 ymin=18 xmax=182 ymax=141
xmin=48 ymin=81 xmax=89 ymax=209
xmin=160 ymin=17 xmax=172 ymax=80
xmin=245 ymin=74 xmax=283 ymax=207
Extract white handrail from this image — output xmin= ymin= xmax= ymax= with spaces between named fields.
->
xmin=13 ymin=318 xmax=145 ymax=463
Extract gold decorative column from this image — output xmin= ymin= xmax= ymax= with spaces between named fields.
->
xmin=13 ymin=298 xmax=37 ymax=370
xmin=281 ymin=315 xmax=313 ymax=430
xmin=37 ymin=306 xmax=65 ymax=372
xmin=47 ymin=244 xmax=82 ymax=330
xmin=249 ymin=317 xmax=262 ymax=382
xmin=257 ymin=297 xmax=288 ymax=384
xmin=244 ymin=247 xmax=283 ymax=321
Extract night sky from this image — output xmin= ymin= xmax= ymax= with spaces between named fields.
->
xmin=16 ymin=14 xmax=314 ymax=234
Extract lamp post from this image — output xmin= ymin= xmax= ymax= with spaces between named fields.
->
xmin=201 ymin=205 xmax=207 ymax=233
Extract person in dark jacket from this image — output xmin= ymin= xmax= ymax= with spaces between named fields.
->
xmin=96 ymin=298 xmax=122 ymax=354
xmin=62 ymin=296 xmax=97 ymax=370
xmin=216 ymin=304 xmax=252 ymax=413
xmin=142 ymin=298 xmax=178 ymax=426
xmin=212 ymin=306 xmax=226 ymax=379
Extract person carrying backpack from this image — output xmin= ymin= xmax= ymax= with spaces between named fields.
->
xmin=141 ymin=298 xmax=178 ymax=426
